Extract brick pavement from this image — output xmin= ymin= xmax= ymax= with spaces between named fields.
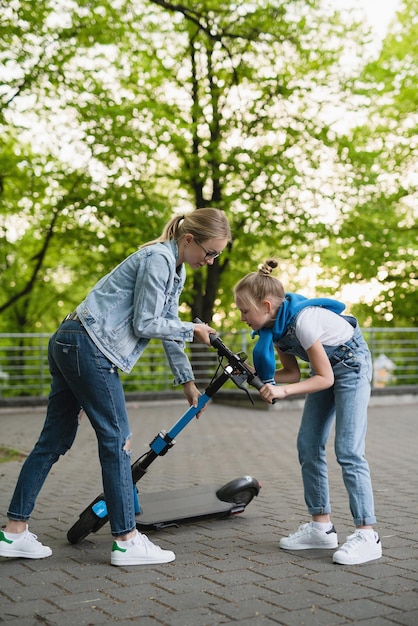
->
xmin=0 ymin=393 xmax=417 ymax=625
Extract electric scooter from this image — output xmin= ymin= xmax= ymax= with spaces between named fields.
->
xmin=67 ymin=326 xmax=264 ymax=544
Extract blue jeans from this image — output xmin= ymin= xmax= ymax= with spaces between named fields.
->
xmin=296 ymin=329 xmax=376 ymax=526
xmin=7 ymin=320 xmax=136 ymax=537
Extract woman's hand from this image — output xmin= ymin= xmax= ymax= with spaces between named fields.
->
xmin=182 ymin=380 xmax=206 ymax=418
xmin=193 ymin=323 xmax=217 ymax=346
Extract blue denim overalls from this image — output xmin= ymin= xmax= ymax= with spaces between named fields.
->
xmin=276 ymin=313 xmax=376 ymax=526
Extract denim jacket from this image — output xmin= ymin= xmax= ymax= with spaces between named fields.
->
xmin=75 ymin=240 xmax=195 ymax=384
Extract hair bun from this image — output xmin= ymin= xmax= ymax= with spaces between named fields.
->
xmin=258 ymin=258 xmax=278 ymax=276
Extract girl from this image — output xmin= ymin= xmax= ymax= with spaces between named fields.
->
xmin=0 ymin=208 xmax=231 ymax=567
xmin=234 ymin=258 xmax=382 ymax=566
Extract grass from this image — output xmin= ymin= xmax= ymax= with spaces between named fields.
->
xmin=0 ymin=446 xmax=27 ymax=463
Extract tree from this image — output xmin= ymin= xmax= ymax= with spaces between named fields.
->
xmin=1 ymin=0 xmax=413 ymax=336
xmin=319 ymin=0 xmax=417 ymax=326
xmin=0 ymin=0 xmax=175 ymax=331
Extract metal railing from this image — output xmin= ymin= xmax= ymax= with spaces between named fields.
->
xmin=0 ymin=328 xmax=417 ymax=399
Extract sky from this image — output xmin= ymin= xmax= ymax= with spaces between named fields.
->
xmin=357 ymin=0 xmax=399 ymax=39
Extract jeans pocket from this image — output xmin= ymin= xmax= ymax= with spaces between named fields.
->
xmin=54 ymin=340 xmax=81 ymax=382
xmin=340 ymin=357 xmax=360 ymax=372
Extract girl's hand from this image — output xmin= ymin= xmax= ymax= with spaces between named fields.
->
xmin=260 ymin=340 xmax=335 ymax=403
xmin=259 ymin=383 xmax=288 ymax=403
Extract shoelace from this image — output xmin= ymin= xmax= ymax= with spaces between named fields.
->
xmin=134 ymin=532 xmax=162 ymax=553
xmin=289 ymin=523 xmax=310 ymax=537
xmin=23 ymin=531 xmax=40 ymax=543
xmin=339 ymin=531 xmax=368 ymax=553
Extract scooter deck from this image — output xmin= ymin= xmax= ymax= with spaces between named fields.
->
xmin=135 ymin=485 xmax=238 ymax=530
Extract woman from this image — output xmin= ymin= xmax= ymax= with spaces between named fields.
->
xmin=0 ymin=208 xmax=231 ymax=566
xmin=233 ymin=258 xmax=382 ymax=566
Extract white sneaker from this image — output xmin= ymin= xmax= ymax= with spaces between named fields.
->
xmin=333 ymin=530 xmax=382 ymax=565
xmin=0 ymin=525 xmax=52 ymax=559
xmin=279 ymin=522 xmax=338 ymax=550
xmin=111 ymin=530 xmax=175 ymax=566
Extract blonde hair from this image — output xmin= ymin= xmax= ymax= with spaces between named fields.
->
xmin=141 ymin=208 xmax=231 ymax=248
xmin=234 ymin=258 xmax=285 ymax=311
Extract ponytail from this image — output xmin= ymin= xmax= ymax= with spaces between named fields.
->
xmin=140 ymin=208 xmax=231 ymax=248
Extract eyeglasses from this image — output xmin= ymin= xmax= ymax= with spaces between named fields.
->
xmin=194 ymin=240 xmax=222 ymax=260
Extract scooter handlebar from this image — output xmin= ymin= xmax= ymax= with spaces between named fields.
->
xmin=211 ymin=335 xmax=265 ymax=391
xmin=193 ymin=318 xmax=265 ymax=392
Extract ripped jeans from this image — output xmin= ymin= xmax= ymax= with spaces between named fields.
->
xmin=7 ymin=320 xmax=136 ymax=537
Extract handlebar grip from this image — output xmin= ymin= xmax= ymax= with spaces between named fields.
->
xmin=208 ymin=334 xmax=224 ymax=350
xmin=248 ymin=373 xmax=264 ymax=391
xmin=248 ymin=374 xmax=278 ymax=404
xmin=193 ymin=318 xmax=218 ymax=347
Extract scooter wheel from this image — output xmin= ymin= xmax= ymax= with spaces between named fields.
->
xmin=216 ymin=476 xmax=260 ymax=506
xmin=67 ymin=509 xmax=107 ymax=545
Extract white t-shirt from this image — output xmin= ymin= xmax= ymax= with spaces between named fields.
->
xmin=295 ymin=307 xmax=354 ymax=351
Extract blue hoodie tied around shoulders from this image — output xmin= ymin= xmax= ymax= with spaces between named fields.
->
xmin=252 ymin=293 xmax=346 ymax=384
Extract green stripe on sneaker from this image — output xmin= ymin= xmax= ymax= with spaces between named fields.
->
xmin=0 ymin=531 xmax=13 ymax=545
xmin=111 ymin=541 xmax=127 ymax=553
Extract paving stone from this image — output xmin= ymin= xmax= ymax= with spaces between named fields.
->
xmin=389 ymin=609 xmax=418 ymax=626
xmin=329 ymin=598 xmax=403 ymax=620
xmin=0 ymin=398 xmax=417 ymax=625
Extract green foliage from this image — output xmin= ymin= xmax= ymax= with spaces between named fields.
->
xmin=319 ymin=0 xmax=417 ymax=326
xmin=0 ymin=0 xmax=416 ymax=337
